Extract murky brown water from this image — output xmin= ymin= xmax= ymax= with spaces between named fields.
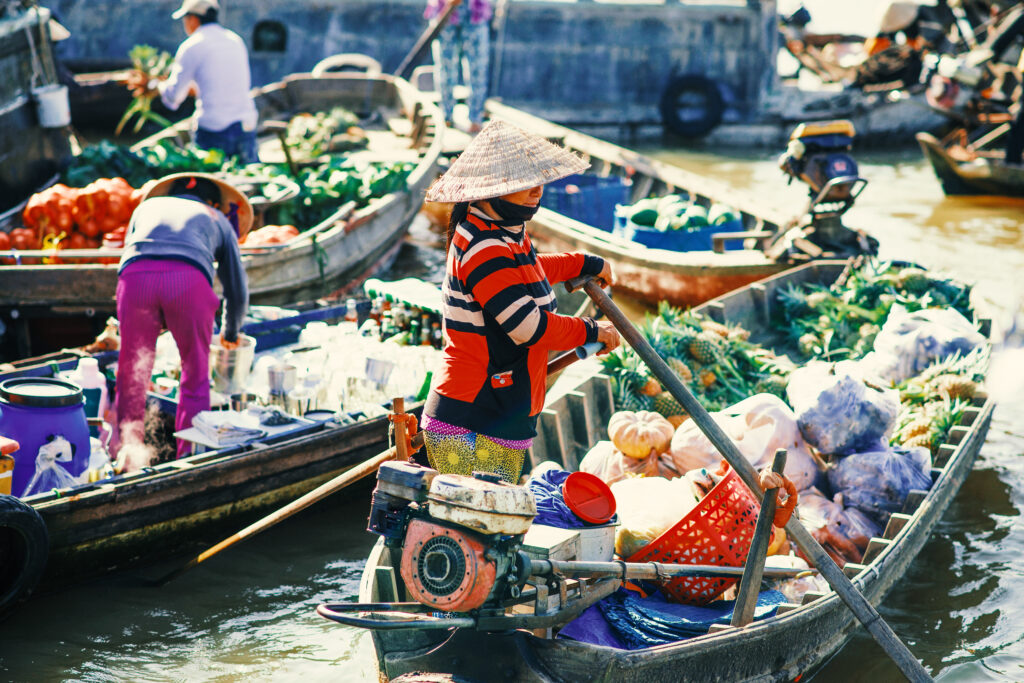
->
xmin=2 ymin=147 xmax=1022 ymax=682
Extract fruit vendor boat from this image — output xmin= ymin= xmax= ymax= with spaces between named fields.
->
xmin=0 ymin=296 xmax=441 ymax=618
xmin=485 ymin=102 xmax=878 ymax=309
xmin=325 ymin=260 xmax=993 ymax=682
xmin=916 ymin=131 xmax=1024 ymax=198
xmin=0 ymin=72 xmax=444 ymax=315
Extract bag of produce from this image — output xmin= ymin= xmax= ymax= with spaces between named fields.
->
xmin=665 ymin=394 xmax=821 ymax=490
xmin=859 ymin=304 xmax=986 ymax=383
xmin=827 ymin=445 xmax=932 ymax=525
xmin=579 ymin=440 xmax=668 ymax=485
xmin=786 ymin=361 xmax=899 ymax=456
xmin=610 ymin=476 xmax=704 ymax=557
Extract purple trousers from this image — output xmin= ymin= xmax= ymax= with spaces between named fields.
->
xmin=115 ymin=259 xmax=220 ymax=458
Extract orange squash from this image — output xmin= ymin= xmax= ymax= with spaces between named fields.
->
xmin=608 ymin=410 xmax=675 ymax=460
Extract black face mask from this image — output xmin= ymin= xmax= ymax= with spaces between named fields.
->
xmin=487 ymin=197 xmax=539 ymax=225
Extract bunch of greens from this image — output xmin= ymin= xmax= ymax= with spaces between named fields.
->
xmin=116 ymin=44 xmax=175 ymax=136
xmin=283 ymin=108 xmax=365 ymax=161
xmin=776 ymin=259 xmax=973 ymax=362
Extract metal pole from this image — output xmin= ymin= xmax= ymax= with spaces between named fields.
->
xmin=572 ymin=276 xmax=932 ymax=683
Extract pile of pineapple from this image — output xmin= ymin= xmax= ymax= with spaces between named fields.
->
xmin=600 ymin=302 xmax=792 ymax=420
xmin=601 ymin=259 xmax=986 ymax=459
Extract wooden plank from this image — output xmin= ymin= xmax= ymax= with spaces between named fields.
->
xmin=901 ymin=489 xmax=928 ymax=514
xmin=801 ymin=591 xmax=826 ymax=605
xmin=843 ymin=562 xmax=867 ymax=579
xmin=862 ymin=538 xmax=893 ymax=565
xmin=375 ymin=566 xmax=400 ymax=603
xmin=934 ymin=445 xmax=956 ymax=469
xmin=882 ymin=513 xmax=913 ymax=540
xmin=565 ymin=390 xmax=597 ymax=459
xmin=776 ymin=603 xmax=803 ymax=615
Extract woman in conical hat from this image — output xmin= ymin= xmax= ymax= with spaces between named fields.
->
xmin=420 ymin=120 xmax=621 ymax=482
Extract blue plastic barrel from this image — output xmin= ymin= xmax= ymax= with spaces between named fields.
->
xmin=540 ymin=175 xmax=631 ymax=231
xmin=0 ymin=378 xmax=90 ymax=498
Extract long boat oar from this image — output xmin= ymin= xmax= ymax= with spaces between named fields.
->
xmin=569 ymin=276 xmax=933 ymax=683
xmin=155 ymin=348 xmax=589 ymax=587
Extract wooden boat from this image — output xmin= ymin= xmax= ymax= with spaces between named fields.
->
xmin=917 ymin=131 xmax=1024 ymax=197
xmin=486 ymin=101 xmax=864 ymax=309
xmin=0 ymin=300 xmax=436 ymax=616
xmin=0 ymin=72 xmax=444 ymax=313
xmin=346 ymin=260 xmax=994 ymax=682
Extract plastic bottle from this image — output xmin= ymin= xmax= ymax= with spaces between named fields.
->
xmin=431 ymin=321 xmax=443 ymax=349
xmin=68 ymin=357 xmax=109 ymax=435
xmin=344 ymin=298 xmax=359 ymax=323
xmin=420 ymin=314 xmax=432 ymax=346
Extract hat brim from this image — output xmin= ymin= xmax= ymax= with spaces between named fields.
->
xmin=142 ymin=172 xmax=254 ymax=238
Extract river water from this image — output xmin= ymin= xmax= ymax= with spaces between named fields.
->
xmin=2 ymin=147 xmax=1023 ymax=682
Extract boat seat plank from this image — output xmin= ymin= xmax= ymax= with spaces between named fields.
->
xmin=843 ymin=562 xmax=867 ymax=579
xmin=935 ymin=445 xmax=956 ymax=468
xmin=776 ymin=602 xmax=803 ymax=615
xmin=801 ymin=591 xmax=827 ymax=605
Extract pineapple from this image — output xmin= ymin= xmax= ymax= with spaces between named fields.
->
xmin=902 ymin=433 xmax=935 ymax=453
xmin=728 ymin=326 xmax=751 ymax=342
xmin=805 ymin=290 xmax=830 ymax=309
xmin=639 ymin=377 xmax=662 ymax=397
xmin=756 ymin=374 xmax=789 ymax=398
xmin=667 ymin=356 xmax=694 ymax=383
xmin=699 ymin=369 xmax=717 ymax=388
xmin=798 ymin=333 xmax=819 ymax=357
xmin=899 ymin=418 xmax=933 ymax=440
xmin=700 ymin=320 xmax=730 ymax=338
xmin=689 ymin=332 xmax=720 ymax=364
xmin=653 ymin=391 xmax=685 ymax=418
xmin=935 ymin=375 xmax=977 ymax=401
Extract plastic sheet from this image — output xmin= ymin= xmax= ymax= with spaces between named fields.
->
xmin=787 ymin=361 xmax=900 ymax=456
xmin=557 ymin=588 xmax=787 ymax=649
xmin=610 ymin=476 xmax=701 ymax=557
xmin=22 ymin=436 xmax=80 ymax=497
xmin=527 ymin=464 xmax=619 ymax=528
xmin=665 ymin=394 xmax=821 ymax=490
xmin=827 ymin=445 xmax=933 ymax=525
xmin=860 ymin=304 xmax=986 ymax=383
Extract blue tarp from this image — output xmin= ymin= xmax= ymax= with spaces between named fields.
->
xmin=527 ymin=466 xmax=617 ymax=529
xmin=558 ymin=588 xmax=788 ymax=650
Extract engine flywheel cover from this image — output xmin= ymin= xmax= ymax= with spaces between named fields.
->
xmin=400 ymin=518 xmax=496 ymax=612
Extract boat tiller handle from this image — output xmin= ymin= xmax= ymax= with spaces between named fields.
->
xmin=316 ymin=602 xmax=476 ymax=631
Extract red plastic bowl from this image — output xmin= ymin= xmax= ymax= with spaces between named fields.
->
xmin=563 ymin=471 xmax=616 ymax=524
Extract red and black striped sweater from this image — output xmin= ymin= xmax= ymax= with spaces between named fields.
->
xmin=424 ymin=211 xmax=604 ymax=440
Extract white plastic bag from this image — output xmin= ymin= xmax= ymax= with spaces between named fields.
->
xmin=786 ymin=361 xmax=899 ymax=456
xmin=860 ymin=304 xmax=985 ymax=383
xmin=610 ymin=476 xmax=701 ymax=558
xmin=579 ymin=440 xmax=666 ymax=485
xmin=665 ymin=393 xmax=821 ymax=490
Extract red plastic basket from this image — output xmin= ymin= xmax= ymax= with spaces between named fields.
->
xmin=626 ymin=468 xmax=760 ymax=605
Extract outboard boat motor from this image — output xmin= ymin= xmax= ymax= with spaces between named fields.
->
xmin=773 ymin=119 xmax=877 ymax=259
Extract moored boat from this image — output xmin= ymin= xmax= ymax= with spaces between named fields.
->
xmin=332 ymin=260 xmax=993 ymax=682
xmin=0 ymin=72 xmax=444 ymax=315
xmin=486 ymin=102 xmax=875 ymax=308
xmin=917 ymin=131 xmax=1024 ymax=197
xmin=0 ymin=295 xmax=442 ymax=617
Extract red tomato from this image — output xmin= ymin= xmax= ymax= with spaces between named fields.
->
xmin=68 ymin=232 xmax=88 ymax=249
xmin=99 ymin=215 xmax=120 ymax=234
xmin=83 ymin=237 xmax=101 ymax=249
xmin=0 ymin=232 xmax=9 ymax=250
xmin=79 ymin=217 xmax=101 ymax=238
xmin=10 ymin=231 xmax=32 ymax=250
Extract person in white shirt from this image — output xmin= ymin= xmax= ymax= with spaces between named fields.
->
xmin=129 ymin=0 xmax=259 ymax=163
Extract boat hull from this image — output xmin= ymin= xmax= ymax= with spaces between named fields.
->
xmin=917 ymin=132 xmax=1024 ymax=197
xmin=359 ymin=261 xmax=994 ymax=682
xmin=0 ymin=74 xmax=443 ymax=312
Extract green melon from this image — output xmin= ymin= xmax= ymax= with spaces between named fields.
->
xmin=681 ymin=204 xmax=709 ymax=229
xmin=708 ymin=203 xmax=740 ymax=226
xmin=630 ymin=208 xmax=659 ymax=227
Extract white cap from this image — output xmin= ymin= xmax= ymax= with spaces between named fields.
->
xmin=171 ymin=0 xmax=219 ymax=20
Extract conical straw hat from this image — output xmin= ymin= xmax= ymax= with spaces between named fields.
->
xmin=425 ymin=120 xmax=589 ymax=203
xmin=142 ymin=172 xmax=254 ymax=238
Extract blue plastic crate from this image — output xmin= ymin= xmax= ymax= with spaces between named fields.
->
xmin=612 ymin=208 xmax=744 ymax=252
xmin=540 ymin=174 xmax=631 ymax=232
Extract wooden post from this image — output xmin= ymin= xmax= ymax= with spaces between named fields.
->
xmin=731 ymin=448 xmax=786 ymax=627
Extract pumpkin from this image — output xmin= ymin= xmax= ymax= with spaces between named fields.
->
xmin=608 ymin=410 xmax=675 ymax=460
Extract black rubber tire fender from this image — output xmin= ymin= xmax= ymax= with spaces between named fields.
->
xmin=0 ymin=494 xmax=49 ymax=618
xmin=659 ymin=74 xmax=725 ymax=139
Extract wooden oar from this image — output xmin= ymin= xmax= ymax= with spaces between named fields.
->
xmin=395 ymin=0 xmax=461 ymax=80
xmin=155 ymin=349 xmax=587 ymax=586
xmin=569 ymin=276 xmax=933 ymax=683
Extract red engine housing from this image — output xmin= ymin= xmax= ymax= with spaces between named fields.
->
xmin=400 ymin=518 xmax=497 ymax=612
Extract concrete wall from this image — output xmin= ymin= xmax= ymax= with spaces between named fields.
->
xmin=49 ymin=0 xmax=773 ymax=129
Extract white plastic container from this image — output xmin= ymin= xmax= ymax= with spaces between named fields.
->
xmin=66 ymin=357 xmax=109 ymax=424
xmin=32 ymin=84 xmax=71 ymax=127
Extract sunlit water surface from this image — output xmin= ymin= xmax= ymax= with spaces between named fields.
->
xmin=1 ymin=147 xmax=1022 ymax=682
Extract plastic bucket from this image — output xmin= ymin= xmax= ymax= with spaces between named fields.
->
xmin=32 ymin=84 xmax=71 ymax=128
xmin=209 ymin=334 xmax=256 ymax=394
xmin=0 ymin=377 xmax=90 ymax=498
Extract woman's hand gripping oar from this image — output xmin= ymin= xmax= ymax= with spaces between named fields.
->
xmin=566 ymin=275 xmax=933 ymax=683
